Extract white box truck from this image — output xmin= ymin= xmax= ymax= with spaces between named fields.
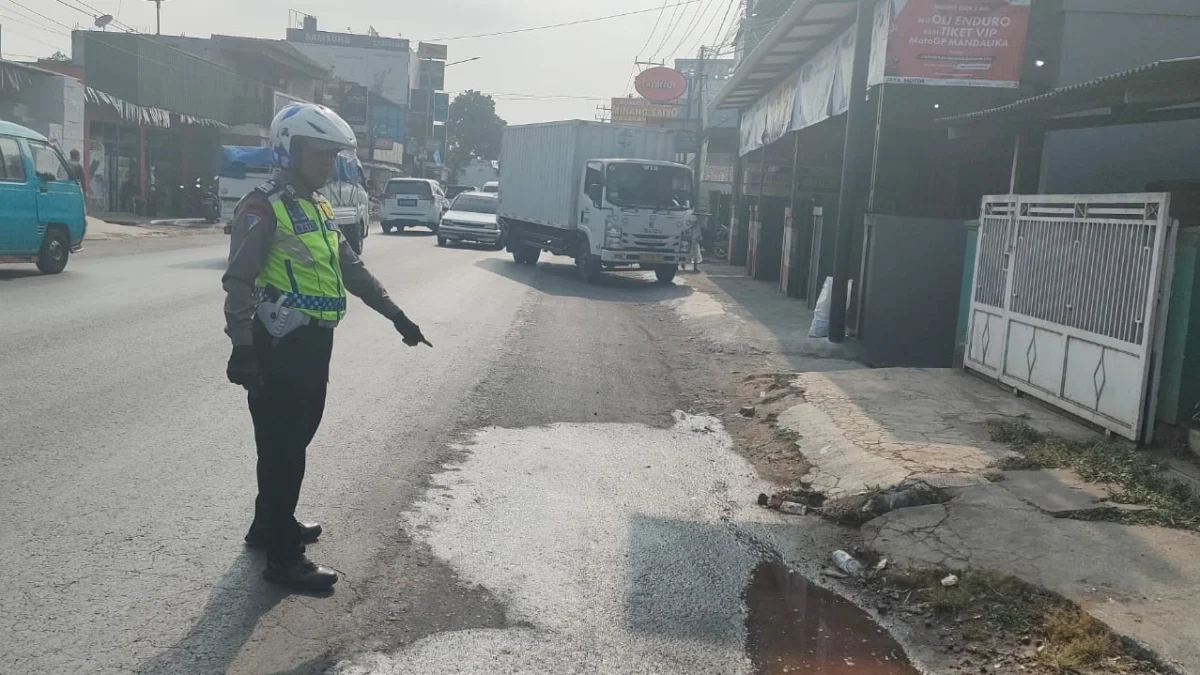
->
xmin=498 ymin=120 xmax=695 ymax=283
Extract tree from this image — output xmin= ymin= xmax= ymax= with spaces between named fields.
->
xmin=47 ymin=51 xmax=70 ymax=62
xmin=446 ymin=90 xmax=505 ymax=181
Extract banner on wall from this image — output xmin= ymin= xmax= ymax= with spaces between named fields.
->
xmin=880 ymin=0 xmax=1031 ymax=88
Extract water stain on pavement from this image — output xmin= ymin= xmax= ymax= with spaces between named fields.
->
xmin=746 ymin=562 xmax=918 ymax=674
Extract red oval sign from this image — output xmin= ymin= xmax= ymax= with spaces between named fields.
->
xmin=635 ymin=67 xmax=687 ymax=103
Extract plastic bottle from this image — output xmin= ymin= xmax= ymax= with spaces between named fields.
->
xmin=777 ymin=501 xmax=808 ymax=516
xmin=832 ymin=550 xmax=863 ymax=577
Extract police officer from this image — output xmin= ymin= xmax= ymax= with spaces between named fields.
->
xmin=222 ymin=103 xmax=430 ymax=591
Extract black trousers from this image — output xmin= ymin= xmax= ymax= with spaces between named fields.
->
xmin=249 ymin=321 xmax=334 ymax=562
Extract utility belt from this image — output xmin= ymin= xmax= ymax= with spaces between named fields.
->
xmin=255 ymin=286 xmax=341 ymax=339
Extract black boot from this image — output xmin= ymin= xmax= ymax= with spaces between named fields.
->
xmin=245 ymin=520 xmax=322 ymax=549
xmin=263 ymin=555 xmax=338 ymax=591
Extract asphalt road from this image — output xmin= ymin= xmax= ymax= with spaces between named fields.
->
xmin=0 ymin=229 xmax=856 ymax=674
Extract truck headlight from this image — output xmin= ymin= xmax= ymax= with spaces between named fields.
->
xmin=604 ymin=219 xmax=622 ymax=248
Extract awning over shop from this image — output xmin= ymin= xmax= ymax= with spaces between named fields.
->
xmin=0 ymin=59 xmax=66 ymax=93
xmin=709 ymin=0 xmax=860 ymax=112
xmin=941 ymin=57 xmax=1200 ymax=133
xmin=719 ymin=0 xmax=890 ymax=156
xmin=86 ymin=86 xmax=226 ymax=129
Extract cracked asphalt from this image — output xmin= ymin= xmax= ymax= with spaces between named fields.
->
xmin=0 ymin=230 xmax=795 ymax=674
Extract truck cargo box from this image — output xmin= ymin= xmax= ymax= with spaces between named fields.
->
xmin=498 ymin=120 xmax=677 ymax=231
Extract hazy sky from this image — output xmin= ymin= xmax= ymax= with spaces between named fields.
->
xmin=0 ymin=0 xmax=738 ymax=124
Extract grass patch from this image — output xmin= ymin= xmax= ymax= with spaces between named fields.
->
xmin=885 ymin=568 xmax=1146 ymax=672
xmin=1039 ymin=606 xmax=1123 ymax=671
xmin=986 ymin=420 xmax=1200 ymax=532
xmin=772 ymin=426 xmax=801 ymax=444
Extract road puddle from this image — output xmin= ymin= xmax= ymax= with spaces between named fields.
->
xmin=746 ymin=562 xmax=918 ymax=674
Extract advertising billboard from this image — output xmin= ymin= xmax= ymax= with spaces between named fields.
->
xmin=286 ymin=28 xmax=409 ymax=52
xmin=418 ymin=43 xmax=448 ymax=60
xmin=419 ymin=59 xmax=446 ymax=91
xmin=287 ymin=32 xmax=413 ymax=105
xmin=880 ymin=0 xmax=1031 ymax=88
xmin=634 ymin=67 xmax=687 ymax=103
xmin=611 ymin=97 xmax=681 ymax=125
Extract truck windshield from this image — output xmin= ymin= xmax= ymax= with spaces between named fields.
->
xmin=451 ymin=195 xmax=498 ymax=214
xmin=605 ymin=163 xmax=692 ymax=211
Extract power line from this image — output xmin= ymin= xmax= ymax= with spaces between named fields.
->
xmin=648 ymin=0 xmax=690 ymax=62
xmin=685 ymin=0 xmax=733 ymax=57
xmin=0 ymin=25 xmax=68 ymax=51
xmin=0 ymin=8 xmax=70 ymax=36
xmin=625 ymin=0 xmax=671 ymax=93
xmin=426 ymin=1 xmax=702 ymax=41
xmin=666 ymin=0 xmax=720 ymax=61
xmin=53 ymin=0 xmax=136 ymax=31
xmin=711 ymin=0 xmax=741 ymax=51
xmin=3 ymin=0 xmax=76 ymax=31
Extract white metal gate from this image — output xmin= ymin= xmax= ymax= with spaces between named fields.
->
xmin=965 ymin=194 xmax=1176 ymax=441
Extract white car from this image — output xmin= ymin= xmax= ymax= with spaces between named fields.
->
xmin=437 ymin=192 xmax=502 ymax=249
xmin=381 ymin=178 xmax=447 ymax=233
xmin=481 ymin=181 xmax=499 ymax=194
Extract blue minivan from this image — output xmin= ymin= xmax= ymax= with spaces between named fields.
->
xmin=0 ymin=120 xmax=86 ymax=274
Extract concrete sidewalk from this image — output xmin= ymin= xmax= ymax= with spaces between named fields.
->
xmin=670 ymin=262 xmax=1200 ymax=674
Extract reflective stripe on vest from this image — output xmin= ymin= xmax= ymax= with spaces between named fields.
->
xmin=254 ymin=187 xmax=346 ymax=322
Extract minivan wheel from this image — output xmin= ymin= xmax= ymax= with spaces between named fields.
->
xmin=36 ymin=228 xmax=70 ymax=274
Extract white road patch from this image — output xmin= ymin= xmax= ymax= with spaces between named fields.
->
xmin=334 ymin=413 xmax=779 ymax=674
xmin=665 ymin=287 xmax=734 ymax=321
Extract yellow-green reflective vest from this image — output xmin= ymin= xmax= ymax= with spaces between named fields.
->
xmin=254 ymin=184 xmax=346 ymax=322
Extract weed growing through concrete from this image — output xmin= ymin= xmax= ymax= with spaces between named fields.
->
xmin=987 ymin=420 xmax=1200 ymax=532
xmin=884 ymin=568 xmax=1156 ymax=673
xmin=772 ymin=426 xmax=801 ymax=444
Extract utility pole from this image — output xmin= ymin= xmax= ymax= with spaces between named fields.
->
xmin=691 ymin=46 xmax=706 ymax=207
xmin=144 ymin=0 xmax=167 ymax=35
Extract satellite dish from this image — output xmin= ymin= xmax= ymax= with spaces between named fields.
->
xmin=95 ymin=14 xmax=113 ymax=29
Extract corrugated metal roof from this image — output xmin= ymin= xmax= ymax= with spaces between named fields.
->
xmin=940 ymin=57 xmax=1200 ymax=124
xmin=709 ymin=0 xmax=859 ymax=112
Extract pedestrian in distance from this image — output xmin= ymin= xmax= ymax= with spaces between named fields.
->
xmin=222 ymin=103 xmax=432 ymax=592
xmin=65 ymin=149 xmax=85 ymax=189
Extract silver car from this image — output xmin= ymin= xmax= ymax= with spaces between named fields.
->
xmin=436 ymin=192 xmax=502 ymax=249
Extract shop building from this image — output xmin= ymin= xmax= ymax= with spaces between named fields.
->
xmin=708 ymin=0 xmax=1200 ymax=442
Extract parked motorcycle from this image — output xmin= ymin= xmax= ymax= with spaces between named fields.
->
xmin=704 ymin=222 xmax=730 ymax=260
xmin=202 ymin=178 xmax=220 ymax=224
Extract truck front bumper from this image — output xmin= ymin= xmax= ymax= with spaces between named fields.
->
xmin=600 ymin=249 xmax=685 ymax=265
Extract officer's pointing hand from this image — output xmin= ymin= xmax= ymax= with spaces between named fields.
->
xmin=392 ymin=311 xmax=432 ymax=348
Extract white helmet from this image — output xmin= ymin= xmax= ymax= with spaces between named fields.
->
xmin=269 ymin=103 xmax=357 ymax=169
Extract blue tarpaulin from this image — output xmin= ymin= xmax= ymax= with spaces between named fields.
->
xmin=218 ymin=146 xmax=362 ymax=184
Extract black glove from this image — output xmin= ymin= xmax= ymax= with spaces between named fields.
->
xmin=226 ymin=346 xmax=261 ymax=391
xmin=393 ymin=311 xmax=432 ymax=348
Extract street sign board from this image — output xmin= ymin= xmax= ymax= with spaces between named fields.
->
xmin=418 ymin=43 xmax=448 ymax=60
xmin=611 ymin=97 xmax=681 ymax=125
xmin=635 ymin=67 xmax=687 ymax=102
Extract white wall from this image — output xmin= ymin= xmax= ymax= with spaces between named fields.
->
xmin=3 ymin=74 xmax=85 ymax=160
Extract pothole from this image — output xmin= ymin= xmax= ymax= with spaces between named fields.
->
xmin=745 ymin=561 xmax=918 ymax=674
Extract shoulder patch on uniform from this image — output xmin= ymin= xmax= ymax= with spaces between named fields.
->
xmin=245 ymin=213 xmax=261 ymax=228
xmin=253 ymin=179 xmax=281 ymax=196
